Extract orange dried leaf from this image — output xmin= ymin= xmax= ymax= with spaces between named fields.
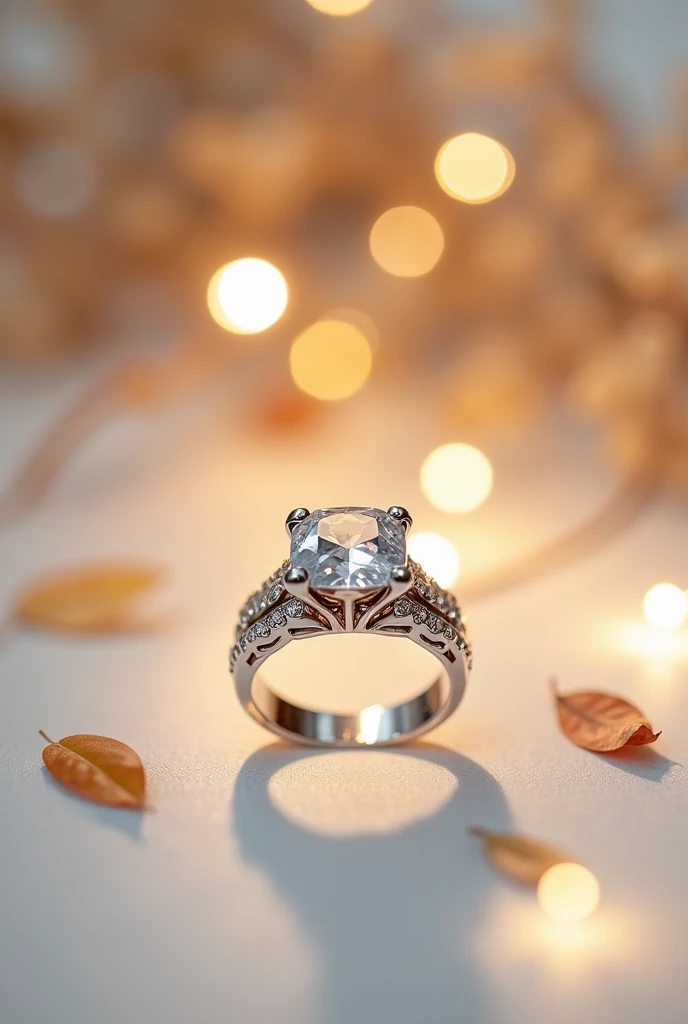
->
xmin=469 ymin=827 xmax=568 ymax=885
xmin=550 ymin=678 xmax=661 ymax=752
xmin=15 ymin=565 xmax=161 ymax=633
xmin=40 ymin=731 xmax=148 ymax=810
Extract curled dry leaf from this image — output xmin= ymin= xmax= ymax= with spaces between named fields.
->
xmin=40 ymin=731 xmax=148 ymax=810
xmin=15 ymin=565 xmax=161 ymax=633
xmin=550 ymin=677 xmax=661 ymax=752
xmin=469 ymin=827 xmax=569 ymax=885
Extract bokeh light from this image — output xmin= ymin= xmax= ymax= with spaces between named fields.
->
xmin=435 ymin=132 xmax=515 ymax=204
xmin=407 ymin=532 xmax=460 ymax=588
xmin=290 ymin=319 xmax=372 ymax=401
xmin=207 ymin=257 xmax=288 ymax=334
xmin=420 ymin=443 xmax=493 ymax=513
xmin=305 ymin=0 xmax=374 ymax=15
xmin=537 ymin=863 xmax=600 ymax=924
xmin=369 ymin=205 xmax=445 ymax=277
xmin=643 ymin=583 xmax=688 ymax=629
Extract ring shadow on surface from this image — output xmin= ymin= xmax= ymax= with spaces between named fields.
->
xmin=232 ymin=742 xmax=511 ymax=1024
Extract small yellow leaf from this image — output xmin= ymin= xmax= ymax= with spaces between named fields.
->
xmin=40 ymin=731 xmax=149 ymax=810
xmin=470 ymin=827 xmax=569 ymax=885
xmin=15 ymin=565 xmax=161 ymax=633
xmin=550 ymin=677 xmax=661 ymax=752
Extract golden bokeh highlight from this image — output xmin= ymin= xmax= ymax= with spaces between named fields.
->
xmin=537 ymin=863 xmax=600 ymax=924
xmin=643 ymin=583 xmax=688 ymax=629
xmin=305 ymin=0 xmax=374 ymax=15
xmin=420 ymin=443 xmax=493 ymax=513
xmin=207 ymin=257 xmax=288 ymax=334
xmin=435 ymin=132 xmax=515 ymax=204
xmin=369 ymin=205 xmax=445 ymax=277
xmin=290 ymin=319 xmax=373 ymax=401
xmin=407 ymin=532 xmax=460 ymax=588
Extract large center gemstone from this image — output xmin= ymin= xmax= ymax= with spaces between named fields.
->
xmin=290 ymin=507 xmax=406 ymax=590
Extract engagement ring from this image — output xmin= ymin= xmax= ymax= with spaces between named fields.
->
xmin=230 ymin=506 xmax=471 ymax=747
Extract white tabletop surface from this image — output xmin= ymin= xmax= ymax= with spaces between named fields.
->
xmin=0 ymin=364 xmax=686 ymax=1024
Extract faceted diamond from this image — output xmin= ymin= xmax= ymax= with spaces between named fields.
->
xmin=317 ymin=512 xmax=378 ymax=549
xmin=290 ymin=506 xmax=406 ymax=590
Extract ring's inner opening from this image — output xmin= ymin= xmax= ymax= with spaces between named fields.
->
xmin=254 ymin=633 xmax=450 ymax=745
xmin=261 ymin=632 xmax=441 ymax=713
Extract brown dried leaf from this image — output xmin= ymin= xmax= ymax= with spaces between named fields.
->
xmin=40 ymin=731 xmax=148 ymax=810
xmin=15 ymin=565 xmax=161 ymax=633
xmin=469 ymin=827 xmax=569 ymax=885
xmin=550 ymin=677 xmax=661 ymax=752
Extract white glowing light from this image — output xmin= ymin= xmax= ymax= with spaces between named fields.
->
xmin=643 ymin=583 xmax=688 ymax=630
xmin=357 ymin=703 xmax=385 ymax=745
xmin=420 ymin=443 xmax=493 ymax=513
xmin=207 ymin=257 xmax=288 ymax=334
xmin=407 ymin=532 xmax=460 ymax=588
xmin=434 ymin=132 xmax=515 ymax=204
xmin=305 ymin=0 xmax=374 ymax=14
xmin=537 ymin=863 xmax=600 ymax=924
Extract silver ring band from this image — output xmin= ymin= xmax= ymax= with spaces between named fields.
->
xmin=230 ymin=506 xmax=471 ymax=747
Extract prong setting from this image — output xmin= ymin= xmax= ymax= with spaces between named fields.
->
xmin=284 ymin=565 xmax=310 ymax=598
xmin=387 ymin=506 xmax=413 ymax=534
xmin=285 ymin=508 xmax=310 ymax=536
xmin=389 ymin=562 xmax=414 ymax=598
xmin=391 ymin=565 xmax=412 ymax=583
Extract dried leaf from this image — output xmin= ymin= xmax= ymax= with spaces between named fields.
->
xmin=15 ymin=565 xmax=161 ymax=633
xmin=469 ymin=826 xmax=569 ymax=885
xmin=550 ymin=677 xmax=661 ymax=752
xmin=40 ymin=731 xmax=148 ymax=810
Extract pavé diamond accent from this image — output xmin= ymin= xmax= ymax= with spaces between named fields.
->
xmin=230 ymin=593 xmax=309 ymax=672
xmin=385 ymin=595 xmax=470 ymax=659
xmin=285 ymin=598 xmax=304 ymax=619
xmin=290 ymin=507 xmax=406 ymax=590
xmin=231 ymin=547 xmax=471 ymax=679
xmin=268 ymin=607 xmax=287 ymax=628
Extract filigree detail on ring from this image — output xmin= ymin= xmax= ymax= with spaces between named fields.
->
xmin=230 ymin=595 xmax=306 ymax=671
xmin=393 ymin=595 xmax=471 ymax=662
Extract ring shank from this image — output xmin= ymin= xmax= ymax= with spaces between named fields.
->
xmin=231 ymin=557 xmax=470 ymax=748
xmin=248 ymin=669 xmax=450 ymax=746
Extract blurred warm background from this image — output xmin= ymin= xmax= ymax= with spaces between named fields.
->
xmin=3 ymin=7 xmax=688 ymax=1024
xmin=3 ymin=0 xmax=688 ymax=538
